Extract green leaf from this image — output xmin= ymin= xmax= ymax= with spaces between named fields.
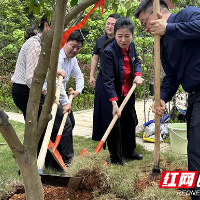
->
xmin=126 ymin=9 xmax=131 ymax=18
xmin=104 ymin=0 xmax=108 ymax=9
xmin=70 ymin=0 xmax=78 ymax=7
xmin=112 ymin=2 xmax=117 ymax=12
xmin=125 ymin=0 xmax=131 ymax=10
xmin=29 ymin=0 xmax=34 ymax=12
xmin=33 ymin=4 xmax=41 ymax=14
xmin=172 ymin=0 xmax=177 ymax=4
xmin=45 ymin=10 xmax=52 ymax=24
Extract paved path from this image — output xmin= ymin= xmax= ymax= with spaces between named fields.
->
xmin=5 ymin=99 xmax=171 ymax=152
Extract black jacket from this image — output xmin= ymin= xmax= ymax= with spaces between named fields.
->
xmin=92 ymin=39 xmax=141 ymax=141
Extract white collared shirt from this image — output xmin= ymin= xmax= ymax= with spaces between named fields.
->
xmin=57 ymin=48 xmax=84 ymax=105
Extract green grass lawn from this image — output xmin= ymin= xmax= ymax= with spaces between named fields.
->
xmin=0 ymin=120 xmax=189 ymax=199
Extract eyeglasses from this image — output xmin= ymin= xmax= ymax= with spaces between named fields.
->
xmin=141 ymin=11 xmax=153 ymax=30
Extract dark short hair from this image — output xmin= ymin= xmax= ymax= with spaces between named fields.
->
xmin=67 ymin=30 xmax=84 ymax=44
xmin=107 ymin=13 xmax=121 ymax=20
xmin=114 ymin=17 xmax=135 ymax=35
xmin=134 ymin=0 xmax=169 ymax=18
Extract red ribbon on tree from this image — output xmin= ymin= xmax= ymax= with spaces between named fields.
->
xmin=60 ymin=0 xmax=105 ymax=49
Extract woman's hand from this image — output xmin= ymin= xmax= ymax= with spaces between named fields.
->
xmin=133 ymin=76 xmax=144 ymax=87
xmin=112 ymin=101 xmax=121 ymax=118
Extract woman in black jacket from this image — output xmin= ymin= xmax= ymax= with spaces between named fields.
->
xmin=92 ymin=17 xmax=144 ymax=165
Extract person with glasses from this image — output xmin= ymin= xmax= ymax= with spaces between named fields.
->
xmin=89 ymin=13 xmax=120 ymax=88
xmin=135 ymin=1 xmax=200 ymax=199
xmin=141 ymin=11 xmax=153 ymax=30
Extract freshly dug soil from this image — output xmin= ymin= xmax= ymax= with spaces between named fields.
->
xmin=0 ymin=167 xmax=191 ymax=200
xmin=1 ymin=167 xmax=111 ymax=200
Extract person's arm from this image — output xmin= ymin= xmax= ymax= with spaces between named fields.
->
xmin=101 ymin=49 xmax=121 ymax=117
xmin=166 ymin=7 xmax=200 ymax=40
xmin=151 ymin=7 xmax=200 ymax=39
xmin=57 ymin=51 xmax=71 ymax=113
xmin=131 ymin=43 xmax=144 ymax=87
xmin=101 ymin=50 xmax=117 ymax=99
xmin=90 ymin=54 xmax=99 ymax=87
xmin=25 ymin=41 xmax=41 ymax=88
xmin=58 ymin=81 xmax=71 ymax=114
xmin=70 ymin=58 xmax=84 ymax=99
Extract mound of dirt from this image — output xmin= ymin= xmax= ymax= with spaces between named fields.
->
xmin=2 ymin=167 xmax=110 ymax=200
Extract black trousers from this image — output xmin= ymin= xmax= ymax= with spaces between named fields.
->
xmin=186 ymin=93 xmax=200 ymax=200
xmin=12 ymin=83 xmax=74 ymax=170
xmin=12 ymin=83 xmax=31 ymax=119
xmin=107 ymin=94 xmax=138 ymax=164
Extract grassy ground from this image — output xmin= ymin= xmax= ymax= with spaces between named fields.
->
xmin=0 ymin=120 xmax=189 ymax=199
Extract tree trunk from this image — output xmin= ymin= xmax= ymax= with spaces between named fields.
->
xmin=19 ymin=154 xmax=44 ymax=200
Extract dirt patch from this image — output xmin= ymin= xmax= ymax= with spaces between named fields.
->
xmin=0 ymin=168 xmax=193 ymax=200
xmin=134 ymin=176 xmax=155 ymax=193
xmin=1 ymin=167 xmax=111 ymax=200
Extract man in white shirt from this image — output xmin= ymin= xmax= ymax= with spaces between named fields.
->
xmin=58 ymin=30 xmax=84 ymax=114
xmin=45 ymin=30 xmax=84 ymax=170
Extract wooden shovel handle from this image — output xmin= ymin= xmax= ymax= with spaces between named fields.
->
xmin=153 ymin=0 xmax=161 ymax=171
xmin=37 ymin=76 xmax=63 ymax=171
xmin=52 ymin=89 xmax=74 ymax=152
xmin=95 ymin=83 xmax=137 ymax=153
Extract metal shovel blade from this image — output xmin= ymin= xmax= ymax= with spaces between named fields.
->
xmin=40 ymin=174 xmax=82 ymax=189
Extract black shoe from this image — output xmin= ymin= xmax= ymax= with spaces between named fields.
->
xmin=123 ymin=151 xmax=143 ymax=160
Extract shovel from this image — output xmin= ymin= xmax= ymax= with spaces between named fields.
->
xmin=37 ymin=76 xmax=63 ymax=174
xmin=48 ymin=88 xmax=74 ymax=170
xmin=80 ymin=83 xmax=137 ymax=156
xmin=150 ymin=0 xmax=161 ymax=179
xmin=37 ymin=77 xmax=82 ymax=188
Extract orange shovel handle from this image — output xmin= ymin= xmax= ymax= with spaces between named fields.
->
xmin=95 ymin=141 xmax=105 ymax=153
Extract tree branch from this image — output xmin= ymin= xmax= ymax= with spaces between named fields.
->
xmin=0 ymin=108 xmax=23 ymax=155
xmin=64 ymin=0 xmax=99 ymax=28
